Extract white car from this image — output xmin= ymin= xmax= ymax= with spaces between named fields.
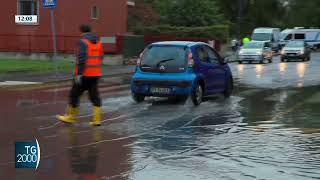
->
xmin=238 ymin=41 xmax=273 ymax=64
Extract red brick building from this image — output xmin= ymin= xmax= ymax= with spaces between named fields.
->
xmin=0 ymin=0 xmax=130 ymax=53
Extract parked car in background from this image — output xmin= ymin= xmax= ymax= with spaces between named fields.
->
xmin=280 ymin=40 xmax=311 ymax=62
xmin=251 ymin=27 xmax=281 ymax=51
xmin=131 ymin=41 xmax=234 ymax=106
xmin=238 ymin=41 xmax=273 ymax=64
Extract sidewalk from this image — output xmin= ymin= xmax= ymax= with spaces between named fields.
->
xmin=0 ymin=65 xmax=136 ymax=83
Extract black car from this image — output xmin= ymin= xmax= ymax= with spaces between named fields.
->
xmin=280 ymin=41 xmax=311 ymax=62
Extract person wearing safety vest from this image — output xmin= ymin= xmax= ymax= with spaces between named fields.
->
xmin=242 ymin=37 xmax=251 ymax=45
xmin=57 ymin=24 xmax=103 ymax=126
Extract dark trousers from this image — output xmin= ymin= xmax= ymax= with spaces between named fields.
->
xmin=69 ymin=77 xmax=102 ymax=108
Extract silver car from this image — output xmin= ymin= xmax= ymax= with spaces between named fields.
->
xmin=280 ymin=40 xmax=311 ymax=62
xmin=238 ymin=41 xmax=273 ymax=64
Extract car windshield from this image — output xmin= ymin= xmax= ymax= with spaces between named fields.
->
xmin=243 ymin=42 xmax=264 ymax=49
xmin=286 ymin=41 xmax=304 ymax=48
xmin=280 ymin=33 xmax=289 ymax=40
xmin=140 ymin=46 xmax=187 ymax=73
xmin=252 ymin=33 xmax=271 ymax=41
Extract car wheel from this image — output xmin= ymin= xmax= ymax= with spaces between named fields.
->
xmin=281 ymin=58 xmax=285 ymax=62
xmin=132 ymin=93 xmax=145 ymax=103
xmin=268 ymin=59 xmax=272 ymax=63
xmin=238 ymin=61 xmax=242 ymax=64
xmin=191 ymin=84 xmax=203 ymax=106
xmin=224 ymin=77 xmax=233 ymax=98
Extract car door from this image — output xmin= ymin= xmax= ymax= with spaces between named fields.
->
xmin=195 ymin=46 xmax=214 ymax=93
xmin=204 ymin=46 xmax=227 ymax=93
xmin=203 ymin=45 xmax=226 ymax=93
xmin=284 ymin=33 xmax=293 ymax=44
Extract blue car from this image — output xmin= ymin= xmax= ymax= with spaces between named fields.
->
xmin=131 ymin=41 xmax=233 ymax=106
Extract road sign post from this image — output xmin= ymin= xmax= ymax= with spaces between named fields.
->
xmin=43 ymin=0 xmax=58 ymax=60
xmin=43 ymin=0 xmax=59 ymax=104
xmin=50 ymin=10 xmax=57 ymax=60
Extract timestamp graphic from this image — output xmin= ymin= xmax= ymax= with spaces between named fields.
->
xmin=15 ymin=15 xmax=38 ymax=24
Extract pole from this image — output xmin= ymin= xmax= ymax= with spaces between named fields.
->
xmin=50 ymin=9 xmax=58 ymax=76
xmin=50 ymin=9 xmax=59 ymax=105
xmin=50 ymin=10 xmax=57 ymax=60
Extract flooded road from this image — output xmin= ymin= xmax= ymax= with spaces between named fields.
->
xmin=1 ymin=54 xmax=320 ymax=180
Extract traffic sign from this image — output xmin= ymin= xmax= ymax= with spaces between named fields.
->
xmin=43 ymin=0 xmax=57 ymax=9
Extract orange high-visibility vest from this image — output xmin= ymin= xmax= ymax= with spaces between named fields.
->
xmin=75 ymin=39 xmax=104 ymax=77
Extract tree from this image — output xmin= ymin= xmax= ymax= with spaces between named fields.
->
xmin=216 ymin=0 xmax=286 ymax=36
xmin=128 ymin=0 xmax=160 ymax=33
xmin=153 ymin=0 xmax=228 ymax=27
xmin=284 ymin=0 xmax=320 ymax=28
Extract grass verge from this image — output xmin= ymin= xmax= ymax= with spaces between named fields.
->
xmin=0 ymin=59 xmax=75 ymax=74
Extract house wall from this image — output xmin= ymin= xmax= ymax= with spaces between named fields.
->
xmin=0 ymin=0 xmax=128 ymax=53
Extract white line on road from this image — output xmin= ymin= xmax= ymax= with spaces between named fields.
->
xmin=0 ymin=81 xmax=42 ymax=86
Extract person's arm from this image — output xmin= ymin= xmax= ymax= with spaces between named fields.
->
xmin=77 ymin=40 xmax=87 ymax=76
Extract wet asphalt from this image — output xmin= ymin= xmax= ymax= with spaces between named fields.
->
xmin=0 ymin=53 xmax=320 ymax=180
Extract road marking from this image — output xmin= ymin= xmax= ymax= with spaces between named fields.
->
xmin=42 ymin=84 xmax=130 ymax=93
xmin=0 ymin=81 xmax=41 ymax=86
xmin=42 ymin=86 xmax=70 ymax=92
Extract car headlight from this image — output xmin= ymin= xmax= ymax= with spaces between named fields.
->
xmin=281 ymin=50 xmax=285 ymax=55
xmin=238 ymin=50 xmax=244 ymax=55
xmin=299 ymin=50 xmax=304 ymax=54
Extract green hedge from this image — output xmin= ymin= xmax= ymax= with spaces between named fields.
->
xmin=140 ymin=25 xmax=229 ymax=42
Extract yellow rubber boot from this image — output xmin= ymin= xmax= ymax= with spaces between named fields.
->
xmin=57 ymin=106 xmax=79 ymax=123
xmin=90 ymin=106 xmax=102 ymax=126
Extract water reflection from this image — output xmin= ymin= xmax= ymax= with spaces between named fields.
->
xmin=130 ymin=87 xmax=320 ymax=179
xmin=297 ymin=82 xmax=304 ymax=87
xmin=61 ymin=126 xmax=133 ymax=180
xmin=237 ymin=64 xmax=245 ymax=77
xmin=296 ymin=63 xmax=306 ymax=78
xmin=63 ymin=126 xmax=102 ymax=180
xmin=255 ymin=65 xmax=264 ymax=79
xmin=279 ymin=63 xmax=287 ymax=75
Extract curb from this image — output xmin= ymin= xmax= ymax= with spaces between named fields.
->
xmin=44 ymin=71 xmax=135 ymax=84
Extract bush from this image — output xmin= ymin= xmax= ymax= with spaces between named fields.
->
xmin=144 ymin=25 xmax=230 ymax=42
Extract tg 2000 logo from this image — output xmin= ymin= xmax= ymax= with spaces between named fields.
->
xmin=15 ymin=139 xmax=41 ymax=169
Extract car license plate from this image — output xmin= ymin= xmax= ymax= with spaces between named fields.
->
xmin=243 ymin=56 xmax=253 ymax=60
xmin=150 ymin=87 xmax=171 ymax=94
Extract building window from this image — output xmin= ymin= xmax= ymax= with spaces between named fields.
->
xmin=91 ymin=6 xmax=98 ymax=19
xmin=18 ymin=0 xmax=39 ymax=15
